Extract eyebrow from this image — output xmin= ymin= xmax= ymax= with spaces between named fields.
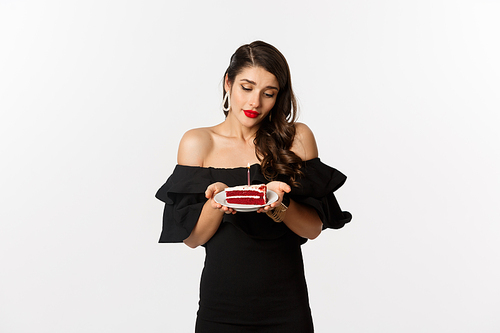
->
xmin=239 ymin=79 xmax=279 ymax=91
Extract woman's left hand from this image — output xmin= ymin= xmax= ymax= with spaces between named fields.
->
xmin=256 ymin=181 xmax=291 ymax=213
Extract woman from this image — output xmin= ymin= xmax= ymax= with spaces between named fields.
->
xmin=156 ymin=41 xmax=352 ymax=332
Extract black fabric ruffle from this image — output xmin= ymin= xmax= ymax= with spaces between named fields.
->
xmin=290 ymin=159 xmax=352 ymax=229
xmin=155 ymin=158 xmax=351 ymax=243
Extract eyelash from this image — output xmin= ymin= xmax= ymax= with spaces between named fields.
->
xmin=240 ymin=85 xmax=275 ymax=98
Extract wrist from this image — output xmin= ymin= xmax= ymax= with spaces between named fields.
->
xmin=266 ymin=194 xmax=290 ymax=223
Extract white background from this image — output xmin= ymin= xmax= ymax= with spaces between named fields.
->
xmin=1 ymin=0 xmax=499 ymax=332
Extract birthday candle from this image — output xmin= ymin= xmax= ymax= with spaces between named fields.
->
xmin=247 ymin=163 xmax=250 ymax=186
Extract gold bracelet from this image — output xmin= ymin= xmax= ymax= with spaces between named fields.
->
xmin=266 ymin=202 xmax=288 ymax=222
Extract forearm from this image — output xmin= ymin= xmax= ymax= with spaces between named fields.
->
xmin=282 ymin=199 xmax=323 ymax=240
xmin=183 ymin=200 xmax=225 ymax=248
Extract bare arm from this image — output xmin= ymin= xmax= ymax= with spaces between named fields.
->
xmin=258 ymin=123 xmax=323 ymax=240
xmin=177 ymin=129 xmax=235 ymax=248
xmin=282 ymin=199 xmax=323 ymax=240
xmin=183 ymin=183 xmax=236 ymax=248
xmin=287 ymin=123 xmax=323 ymax=238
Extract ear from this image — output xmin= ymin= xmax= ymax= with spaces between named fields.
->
xmin=224 ymin=74 xmax=232 ymax=93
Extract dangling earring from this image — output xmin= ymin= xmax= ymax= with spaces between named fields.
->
xmin=268 ymin=112 xmax=272 ymax=121
xmin=222 ymin=91 xmax=231 ymax=112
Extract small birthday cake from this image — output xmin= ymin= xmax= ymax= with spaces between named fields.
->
xmin=225 ymin=184 xmax=267 ymax=205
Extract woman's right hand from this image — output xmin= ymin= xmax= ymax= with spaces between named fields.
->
xmin=205 ymin=182 xmax=236 ymax=214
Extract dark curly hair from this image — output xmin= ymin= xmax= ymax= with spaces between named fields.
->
xmin=223 ymin=41 xmax=303 ymax=186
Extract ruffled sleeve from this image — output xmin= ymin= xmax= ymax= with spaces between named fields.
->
xmin=290 ymin=158 xmax=352 ymax=229
xmin=155 ymin=165 xmax=213 ymax=243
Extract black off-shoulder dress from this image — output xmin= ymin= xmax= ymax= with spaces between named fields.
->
xmin=155 ymin=158 xmax=351 ymax=333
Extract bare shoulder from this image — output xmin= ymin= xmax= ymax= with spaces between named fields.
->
xmin=291 ymin=122 xmax=319 ymax=161
xmin=177 ymin=127 xmax=214 ymax=166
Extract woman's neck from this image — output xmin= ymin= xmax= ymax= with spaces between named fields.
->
xmin=217 ymin=114 xmax=261 ymax=143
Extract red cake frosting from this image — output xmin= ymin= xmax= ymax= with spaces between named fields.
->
xmin=225 ymin=184 xmax=267 ymax=205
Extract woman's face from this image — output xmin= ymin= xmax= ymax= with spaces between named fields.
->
xmin=225 ymin=66 xmax=279 ymax=127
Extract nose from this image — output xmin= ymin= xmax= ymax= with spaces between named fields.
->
xmin=248 ymin=92 xmax=260 ymax=108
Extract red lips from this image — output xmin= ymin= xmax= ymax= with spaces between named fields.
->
xmin=243 ymin=110 xmax=259 ymax=118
